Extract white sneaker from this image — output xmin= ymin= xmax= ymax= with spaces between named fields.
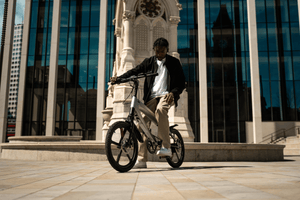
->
xmin=133 ymin=160 xmax=147 ymax=169
xmin=156 ymin=147 xmax=172 ymax=157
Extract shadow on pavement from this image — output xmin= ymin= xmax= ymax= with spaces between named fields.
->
xmin=128 ymin=165 xmax=252 ymax=173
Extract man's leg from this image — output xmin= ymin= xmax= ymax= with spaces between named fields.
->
xmin=156 ymin=95 xmax=173 ymax=149
xmin=137 ymin=98 xmax=158 ymax=162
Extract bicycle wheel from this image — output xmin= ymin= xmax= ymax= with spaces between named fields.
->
xmin=166 ymin=128 xmax=185 ymax=168
xmin=105 ymin=121 xmax=138 ymax=172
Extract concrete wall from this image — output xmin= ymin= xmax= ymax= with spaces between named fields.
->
xmin=246 ymin=121 xmax=300 ymax=144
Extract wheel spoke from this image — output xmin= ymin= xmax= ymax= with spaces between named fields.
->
xmin=116 ymin=150 xmax=122 ymax=163
xmin=174 ymin=149 xmax=180 ymax=160
xmin=122 ymin=147 xmax=133 ymax=161
xmin=126 ymin=154 xmax=132 ymax=161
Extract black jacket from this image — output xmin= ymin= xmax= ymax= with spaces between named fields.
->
xmin=118 ymin=54 xmax=186 ymax=107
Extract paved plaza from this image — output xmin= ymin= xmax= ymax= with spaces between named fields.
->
xmin=0 ymin=156 xmax=299 ymax=200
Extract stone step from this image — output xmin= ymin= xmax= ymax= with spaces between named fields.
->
xmin=284 ymin=144 xmax=300 ymax=149
xmin=285 ymin=137 xmax=300 ymax=144
xmin=284 ymin=149 xmax=300 ymax=155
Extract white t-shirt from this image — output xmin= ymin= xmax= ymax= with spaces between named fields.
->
xmin=150 ymin=58 xmax=168 ymax=99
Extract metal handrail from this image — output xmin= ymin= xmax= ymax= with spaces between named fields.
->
xmin=261 ymin=126 xmax=300 ymax=144
xmin=261 ymin=129 xmax=285 ymax=144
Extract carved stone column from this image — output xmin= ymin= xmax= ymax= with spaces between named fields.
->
xmin=169 ymin=16 xmax=181 ymax=59
xmin=108 ymin=11 xmax=136 ymax=130
xmin=120 ymin=11 xmax=136 ymax=73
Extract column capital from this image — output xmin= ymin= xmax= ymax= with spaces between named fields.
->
xmin=114 ymin=28 xmax=121 ymax=37
xmin=169 ymin=16 xmax=181 ymax=25
xmin=123 ymin=10 xmax=135 ymax=21
xmin=175 ymin=0 xmax=183 ymax=10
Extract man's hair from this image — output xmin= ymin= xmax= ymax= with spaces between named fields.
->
xmin=153 ymin=37 xmax=169 ymax=51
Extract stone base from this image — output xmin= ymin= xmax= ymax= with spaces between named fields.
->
xmin=0 ymin=141 xmax=285 ymax=162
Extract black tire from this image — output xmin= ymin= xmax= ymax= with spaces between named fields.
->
xmin=105 ymin=121 xmax=138 ymax=172
xmin=166 ymin=128 xmax=185 ymax=168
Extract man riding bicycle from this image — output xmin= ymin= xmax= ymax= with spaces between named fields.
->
xmin=110 ymin=38 xmax=185 ymax=169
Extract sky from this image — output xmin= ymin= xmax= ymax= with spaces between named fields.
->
xmin=0 ymin=0 xmax=25 ymax=43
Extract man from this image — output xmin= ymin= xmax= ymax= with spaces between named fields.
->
xmin=110 ymin=38 xmax=185 ymax=169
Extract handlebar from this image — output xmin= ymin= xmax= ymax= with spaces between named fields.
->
xmin=110 ymin=73 xmax=158 ymax=85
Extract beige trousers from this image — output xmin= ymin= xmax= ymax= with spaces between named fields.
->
xmin=137 ymin=94 xmax=174 ymax=162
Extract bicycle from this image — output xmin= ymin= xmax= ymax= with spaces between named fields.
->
xmin=105 ymin=72 xmax=185 ymax=172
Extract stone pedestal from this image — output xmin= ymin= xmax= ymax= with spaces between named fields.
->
xmin=101 ymin=108 xmax=113 ymax=140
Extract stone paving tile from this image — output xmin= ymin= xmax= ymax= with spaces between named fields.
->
xmin=0 ymin=157 xmax=300 ymax=200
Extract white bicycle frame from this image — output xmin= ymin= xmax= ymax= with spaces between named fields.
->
xmin=130 ymin=96 xmax=158 ymax=143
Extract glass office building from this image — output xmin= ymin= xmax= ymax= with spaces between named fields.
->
xmin=2 ymin=0 xmax=299 ymax=143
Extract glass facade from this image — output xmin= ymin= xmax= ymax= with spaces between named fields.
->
xmin=105 ymin=0 xmax=116 ymax=88
xmin=23 ymin=0 xmax=53 ymax=136
xmin=19 ymin=0 xmax=300 ymax=142
xmin=256 ymin=0 xmax=300 ymax=121
xmin=205 ymin=0 xmax=251 ymax=142
xmin=177 ymin=0 xmax=200 ymax=141
xmin=55 ymin=0 xmax=100 ymax=139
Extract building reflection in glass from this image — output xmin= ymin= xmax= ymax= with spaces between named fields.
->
xmin=206 ymin=0 xmax=251 ymax=143
xmin=55 ymin=0 xmax=100 ymax=139
xmin=256 ymin=0 xmax=300 ymax=121
xmin=23 ymin=0 xmax=53 ymax=136
xmin=177 ymin=0 xmax=200 ymax=141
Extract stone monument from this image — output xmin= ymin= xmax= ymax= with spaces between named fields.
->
xmin=103 ymin=0 xmax=194 ymax=142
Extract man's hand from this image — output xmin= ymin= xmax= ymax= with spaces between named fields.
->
xmin=110 ymin=76 xmax=118 ymax=84
xmin=164 ymin=92 xmax=174 ymax=105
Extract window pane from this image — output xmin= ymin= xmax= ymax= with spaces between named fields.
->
xmin=269 ymin=52 xmax=280 ymax=81
xmin=291 ymin=23 xmax=300 ymax=51
xmin=68 ymin=28 xmax=75 ymax=55
xmin=257 ymin=23 xmax=268 ymax=51
xmin=210 ymin=0 xmax=220 ymax=23
xmin=256 ymin=0 xmax=266 ymax=23
xmin=289 ymin=0 xmax=299 ymax=22
xmin=28 ymin=29 xmax=37 ymax=56
xmin=282 ymin=23 xmax=291 ymax=51
xmin=295 ymin=81 xmax=300 ymax=119
xmin=259 ymin=52 xmax=269 ymax=81
xmin=90 ymin=1 xmax=100 ymax=27
xmin=280 ymin=0 xmax=289 ymax=22
xmin=80 ymin=27 xmax=89 ymax=54
xmin=267 ymin=23 xmax=278 ymax=51
xmin=266 ymin=0 xmax=276 ymax=23
xmin=271 ymin=81 xmax=282 ymax=121
xmin=30 ymin=2 xmax=39 ymax=28
xmin=79 ymin=54 xmax=88 ymax=90
xmin=284 ymin=51 xmax=293 ymax=81
xmin=61 ymin=1 xmax=69 ymax=27
xmin=293 ymin=51 xmax=300 ymax=80
xmin=88 ymin=54 xmax=98 ymax=84
xmin=89 ymin=27 xmax=99 ymax=54
xmin=69 ymin=1 xmax=76 ymax=27
xmin=81 ymin=1 xmax=91 ymax=27
xmin=285 ymin=81 xmax=295 ymax=115
xmin=59 ymin=28 xmax=68 ymax=55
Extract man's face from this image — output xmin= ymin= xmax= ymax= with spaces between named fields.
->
xmin=154 ymin=46 xmax=167 ymax=61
